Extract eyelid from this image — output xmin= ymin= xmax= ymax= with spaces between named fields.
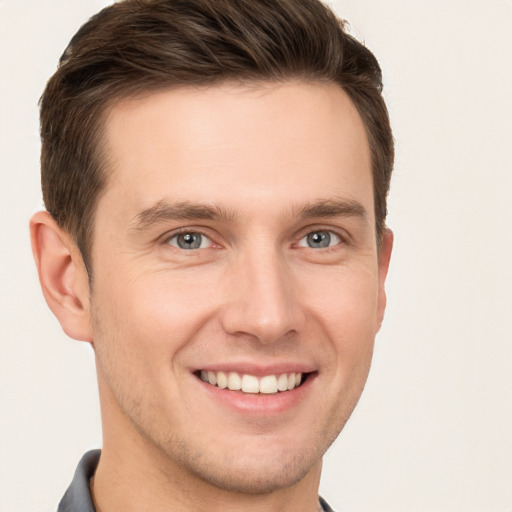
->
xmin=297 ymin=230 xmax=341 ymax=249
xmin=294 ymin=225 xmax=350 ymax=247
xmin=158 ymin=224 xmax=350 ymax=250
xmin=161 ymin=227 xmax=216 ymax=249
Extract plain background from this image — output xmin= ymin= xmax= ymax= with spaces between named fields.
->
xmin=1 ymin=1 xmax=511 ymax=511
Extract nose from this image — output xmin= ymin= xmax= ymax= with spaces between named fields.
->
xmin=220 ymin=249 xmax=305 ymax=345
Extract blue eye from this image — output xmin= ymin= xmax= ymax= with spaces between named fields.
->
xmin=167 ymin=232 xmax=211 ymax=250
xmin=298 ymin=230 xmax=341 ymax=249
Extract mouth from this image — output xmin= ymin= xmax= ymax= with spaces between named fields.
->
xmin=196 ymin=370 xmax=309 ymax=394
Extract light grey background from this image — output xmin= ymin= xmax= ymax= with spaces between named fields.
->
xmin=1 ymin=1 xmax=511 ymax=511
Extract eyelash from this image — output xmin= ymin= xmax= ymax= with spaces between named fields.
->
xmin=296 ymin=229 xmax=343 ymax=250
xmin=164 ymin=229 xmax=214 ymax=250
xmin=162 ymin=227 xmax=348 ymax=251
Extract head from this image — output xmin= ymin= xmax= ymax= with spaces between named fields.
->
xmin=32 ymin=0 xmax=394 ymax=502
xmin=39 ymin=0 xmax=393 ymax=276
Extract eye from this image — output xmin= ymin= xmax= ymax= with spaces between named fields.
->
xmin=297 ymin=230 xmax=342 ymax=249
xmin=167 ymin=232 xmax=212 ymax=250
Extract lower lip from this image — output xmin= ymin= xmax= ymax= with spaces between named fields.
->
xmin=196 ymin=373 xmax=316 ymax=415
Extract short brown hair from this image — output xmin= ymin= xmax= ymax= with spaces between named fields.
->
xmin=40 ymin=0 xmax=393 ymax=273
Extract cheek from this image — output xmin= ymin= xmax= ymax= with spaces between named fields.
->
xmin=308 ymin=259 xmax=379 ymax=312
xmin=301 ymin=264 xmax=380 ymax=359
xmin=92 ymin=267 xmax=218 ymax=359
xmin=90 ymin=271 xmax=210 ymax=418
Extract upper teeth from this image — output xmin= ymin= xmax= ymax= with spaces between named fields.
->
xmin=199 ymin=371 xmax=303 ymax=394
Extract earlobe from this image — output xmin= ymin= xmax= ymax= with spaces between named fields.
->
xmin=376 ymin=228 xmax=394 ymax=331
xmin=30 ymin=211 xmax=93 ymax=342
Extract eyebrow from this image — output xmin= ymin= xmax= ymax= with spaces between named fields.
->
xmin=130 ymin=200 xmax=234 ymax=232
xmin=130 ymin=197 xmax=369 ymax=232
xmin=296 ymin=198 xmax=369 ymax=223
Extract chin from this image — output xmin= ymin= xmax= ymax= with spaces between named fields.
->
xmin=184 ymin=450 xmax=321 ymax=495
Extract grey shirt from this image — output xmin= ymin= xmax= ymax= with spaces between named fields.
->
xmin=58 ymin=450 xmax=335 ymax=512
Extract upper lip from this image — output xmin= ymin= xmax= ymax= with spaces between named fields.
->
xmin=191 ymin=362 xmax=316 ymax=377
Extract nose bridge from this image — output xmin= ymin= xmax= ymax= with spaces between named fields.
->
xmin=221 ymin=242 xmax=302 ymax=344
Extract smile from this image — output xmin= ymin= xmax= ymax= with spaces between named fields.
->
xmin=198 ymin=370 xmax=304 ymax=394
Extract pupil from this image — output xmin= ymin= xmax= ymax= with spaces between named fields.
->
xmin=308 ymin=231 xmax=330 ymax=248
xmin=178 ymin=233 xmax=201 ymax=249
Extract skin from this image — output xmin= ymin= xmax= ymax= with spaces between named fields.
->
xmin=31 ymin=81 xmax=392 ymax=512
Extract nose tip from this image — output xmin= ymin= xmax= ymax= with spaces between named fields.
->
xmin=220 ymin=255 xmax=304 ymax=345
xmin=228 ymin=302 xmax=297 ymax=345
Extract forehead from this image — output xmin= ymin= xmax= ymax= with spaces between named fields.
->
xmin=99 ymin=81 xmax=373 ymax=225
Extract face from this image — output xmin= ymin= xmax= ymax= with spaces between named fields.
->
xmin=87 ymin=82 xmax=391 ymax=493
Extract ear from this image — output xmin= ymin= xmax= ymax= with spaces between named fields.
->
xmin=376 ymin=228 xmax=393 ymax=331
xmin=30 ymin=211 xmax=93 ymax=342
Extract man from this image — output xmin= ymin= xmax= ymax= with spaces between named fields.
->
xmin=30 ymin=0 xmax=394 ymax=510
